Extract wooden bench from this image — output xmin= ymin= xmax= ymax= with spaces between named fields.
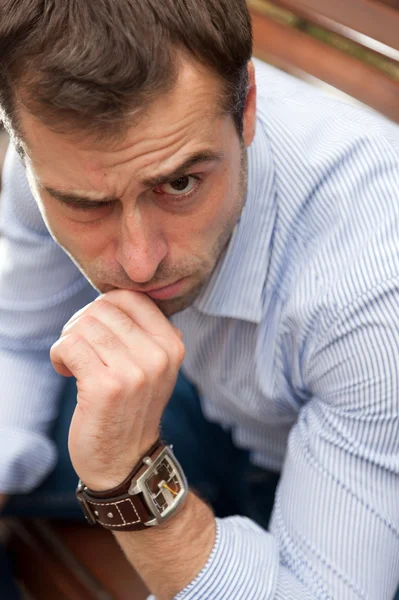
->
xmin=5 ymin=519 xmax=149 ymax=600
xmin=248 ymin=0 xmax=399 ymax=123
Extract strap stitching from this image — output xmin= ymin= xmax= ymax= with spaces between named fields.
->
xmin=88 ymin=498 xmax=141 ymax=526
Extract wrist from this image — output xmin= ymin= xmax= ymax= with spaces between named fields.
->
xmin=114 ymin=492 xmax=216 ymax=600
xmin=77 ymin=435 xmax=160 ymax=492
xmin=77 ymin=440 xmax=188 ymax=532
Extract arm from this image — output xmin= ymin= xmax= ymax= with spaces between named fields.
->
xmin=52 ymin=289 xmax=307 ymax=599
xmin=106 ymin=284 xmax=399 ymax=600
xmin=268 ymin=279 xmax=399 ymax=599
xmin=0 ymin=144 xmax=97 ymax=494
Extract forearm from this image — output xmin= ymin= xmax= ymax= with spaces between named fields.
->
xmin=58 ymin=292 xmax=215 ymax=598
xmin=114 ymin=492 xmax=216 ymax=600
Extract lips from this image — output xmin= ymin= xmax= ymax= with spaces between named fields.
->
xmin=144 ymin=278 xmax=186 ymax=301
xmin=102 ymin=277 xmax=187 ymax=300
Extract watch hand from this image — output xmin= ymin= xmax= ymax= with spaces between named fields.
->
xmin=163 ymin=482 xmax=178 ymax=496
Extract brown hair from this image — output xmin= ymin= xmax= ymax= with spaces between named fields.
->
xmin=0 ymin=0 xmax=252 ymax=145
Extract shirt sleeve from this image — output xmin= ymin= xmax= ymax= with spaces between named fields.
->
xmin=172 ymin=277 xmax=399 ymax=600
xmin=0 ymin=144 xmax=98 ymax=493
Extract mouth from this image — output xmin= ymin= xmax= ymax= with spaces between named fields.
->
xmin=102 ymin=277 xmax=189 ymax=301
xmin=144 ymin=278 xmax=187 ymax=301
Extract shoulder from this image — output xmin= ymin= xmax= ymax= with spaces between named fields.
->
xmin=254 ymin=58 xmax=399 ymax=186
xmin=252 ymin=63 xmax=399 ymax=335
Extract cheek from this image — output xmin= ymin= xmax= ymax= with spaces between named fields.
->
xmin=164 ymin=167 xmax=241 ymax=253
xmin=198 ymin=166 xmax=241 ymax=232
xmin=43 ymin=203 xmax=115 ymax=263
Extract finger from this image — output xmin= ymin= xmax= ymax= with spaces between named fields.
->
xmin=62 ymin=298 xmax=99 ymax=332
xmin=50 ymin=333 xmax=105 ymax=380
xmin=101 ymin=290 xmax=178 ymax=341
xmin=64 ymin=307 xmax=172 ymax=376
xmin=63 ymin=292 xmax=183 ymax=344
xmin=99 ymin=291 xmax=185 ymax=362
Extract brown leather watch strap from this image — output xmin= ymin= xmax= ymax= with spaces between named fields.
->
xmin=83 ymin=490 xmax=153 ymax=531
xmin=76 ymin=438 xmax=163 ymax=531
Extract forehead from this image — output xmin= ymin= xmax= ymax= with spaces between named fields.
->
xmin=19 ymin=56 xmax=231 ymax=193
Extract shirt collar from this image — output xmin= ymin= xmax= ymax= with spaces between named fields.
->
xmin=193 ymin=121 xmax=276 ymax=323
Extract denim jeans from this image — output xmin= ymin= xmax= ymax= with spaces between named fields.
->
xmin=1 ymin=373 xmax=279 ymax=599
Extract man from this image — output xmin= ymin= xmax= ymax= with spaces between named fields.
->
xmin=0 ymin=0 xmax=398 ymax=598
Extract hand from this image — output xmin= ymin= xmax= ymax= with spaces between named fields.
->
xmin=50 ymin=290 xmax=185 ymax=491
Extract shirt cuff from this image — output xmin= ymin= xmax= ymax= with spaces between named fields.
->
xmin=0 ymin=426 xmax=57 ymax=494
xmin=174 ymin=516 xmax=279 ymax=600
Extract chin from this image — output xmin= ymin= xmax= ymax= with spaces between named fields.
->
xmin=154 ymin=284 xmax=204 ymax=317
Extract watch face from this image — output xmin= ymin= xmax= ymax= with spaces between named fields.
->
xmin=145 ymin=456 xmax=183 ymax=514
xmin=130 ymin=446 xmax=187 ymax=524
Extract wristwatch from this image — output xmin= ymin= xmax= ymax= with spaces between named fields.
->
xmin=76 ymin=439 xmax=188 ymax=531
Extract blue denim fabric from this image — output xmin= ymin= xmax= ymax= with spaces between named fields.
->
xmin=2 ymin=374 xmax=398 ymax=599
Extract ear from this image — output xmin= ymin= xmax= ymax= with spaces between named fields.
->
xmin=242 ymin=60 xmax=257 ymax=148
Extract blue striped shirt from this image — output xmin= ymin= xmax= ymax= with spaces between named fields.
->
xmin=1 ymin=60 xmax=399 ymax=598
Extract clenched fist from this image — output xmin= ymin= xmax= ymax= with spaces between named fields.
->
xmin=50 ymin=290 xmax=185 ymax=491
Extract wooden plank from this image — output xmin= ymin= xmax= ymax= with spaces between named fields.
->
xmin=270 ymin=0 xmax=399 ymax=51
xmin=7 ymin=519 xmax=149 ymax=599
xmin=51 ymin=522 xmax=149 ymax=600
xmin=375 ymin=0 xmax=399 ymax=9
xmin=251 ymin=8 xmax=399 ymax=122
xmin=7 ymin=521 xmax=97 ymax=600
xmin=249 ymin=0 xmax=399 ymax=78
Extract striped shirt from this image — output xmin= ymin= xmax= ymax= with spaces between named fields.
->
xmin=1 ymin=60 xmax=399 ymax=598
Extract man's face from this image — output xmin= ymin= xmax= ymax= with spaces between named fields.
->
xmin=20 ymin=57 xmax=256 ymax=316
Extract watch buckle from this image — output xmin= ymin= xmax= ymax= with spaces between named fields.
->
xmin=76 ymin=480 xmax=97 ymax=525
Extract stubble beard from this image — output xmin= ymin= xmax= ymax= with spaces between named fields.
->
xmin=153 ymin=231 xmax=230 ymax=317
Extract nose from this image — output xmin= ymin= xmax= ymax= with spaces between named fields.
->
xmin=115 ymin=206 xmax=168 ymax=284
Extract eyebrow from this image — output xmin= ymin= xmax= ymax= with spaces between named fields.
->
xmin=43 ymin=149 xmax=224 ymax=207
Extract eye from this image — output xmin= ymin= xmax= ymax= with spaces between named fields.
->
xmin=154 ymin=175 xmax=200 ymax=197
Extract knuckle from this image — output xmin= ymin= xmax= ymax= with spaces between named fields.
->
xmin=129 ymin=366 xmax=146 ymax=389
xmin=93 ymin=298 xmax=111 ymax=311
xmin=150 ymin=348 xmax=169 ymax=374
xmin=172 ymin=339 xmax=186 ymax=365
xmin=65 ymin=332 xmax=85 ymax=350
xmin=79 ymin=314 xmax=98 ymax=329
xmin=103 ymin=375 xmax=124 ymax=399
